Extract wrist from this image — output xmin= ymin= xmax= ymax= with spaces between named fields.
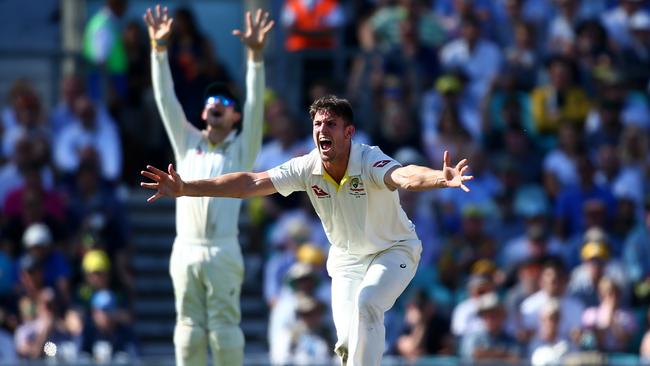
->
xmin=151 ymin=38 xmax=168 ymax=51
xmin=248 ymin=48 xmax=263 ymax=62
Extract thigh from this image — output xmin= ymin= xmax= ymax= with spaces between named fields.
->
xmin=170 ymin=246 xmax=207 ymax=325
xmin=357 ymin=245 xmax=419 ymax=312
xmin=203 ymin=244 xmax=245 ymax=327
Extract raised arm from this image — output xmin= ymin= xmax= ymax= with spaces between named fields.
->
xmin=144 ymin=5 xmax=193 ymax=159
xmin=140 ymin=164 xmax=277 ymax=202
xmin=232 ymin=9 xmax=274 ymax=169
xmin=385 ymin=151 xmax=473 ymax=192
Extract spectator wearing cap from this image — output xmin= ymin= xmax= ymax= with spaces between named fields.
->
xmin=287 ymin=294 xmax=334 ymax=366
xmin=568 ymin=232 xmax=629 ymax=307
xmin=78 ymin=249 xmax=112 ymax=305
xmin=460 ymin=292 xmax=521 ymax=362
xmin=451 ymin=275 xmax=494 ymax=338
xmin=520 ymin=259 xmax=584 ymax=344
xmin=16 ymin=254 xmax=47 ymax=322
xmin=622 ymin=197 xmax=650 ymax=303
xmin=578 ymin=277 xmax=636 ymax=353
xmin=528 ymin=299 xmax=574 ymax=365
xmin=440 ymin=12 xmax=503 ymax=102
xmin=20 ymin=223 xmax=71 ymax=304
xmin=421 ymin=72 xmax=481 ymax=155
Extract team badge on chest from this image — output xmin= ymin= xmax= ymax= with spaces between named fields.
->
xmin=348 ymin=177 xmax=366 ymax=197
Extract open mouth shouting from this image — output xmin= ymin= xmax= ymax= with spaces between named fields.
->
xmin=319 ymin=137 xmax=332 ymax=152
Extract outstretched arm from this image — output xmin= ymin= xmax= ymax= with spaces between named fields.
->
xmin=385 ymin=151 xmax=473 ymax=192
xmin=140 ymin=164 xmax=277 ymax=202
xmin=144 ymin=4 xmax=193 ymax=159
xmin=232 ymin=9 xmax=274 ymax=169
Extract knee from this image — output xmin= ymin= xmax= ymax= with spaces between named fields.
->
xmin=174 ymin=322 xmax=207 ymax=355
xmin=356 ymin=291 xmax=383 ymax=324
xmin=208 ymin=325 xmax=245 ymax=350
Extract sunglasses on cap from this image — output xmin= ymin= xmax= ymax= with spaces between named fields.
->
xmin=205 ymin=95 xmax=235 ymax=107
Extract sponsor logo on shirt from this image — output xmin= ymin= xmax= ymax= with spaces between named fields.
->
xmin=372 ymin=160 xmax=391 ymax=168
xmin=311 ymin=185 xmax=330 ymax=198
xmin=349 ymin=177 xmax=366 ymax=197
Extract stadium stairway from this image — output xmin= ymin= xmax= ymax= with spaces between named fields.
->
xmin=126 ymin=188 xmax=269 ymax=357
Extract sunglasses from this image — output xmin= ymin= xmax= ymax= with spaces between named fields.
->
xmin=205 ymin=95 xmax=235 ymax=107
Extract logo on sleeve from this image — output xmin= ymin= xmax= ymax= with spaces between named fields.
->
xmin=311 ymin=185 xmax=330 ymax=198
xmin=372 ymin=160 xmax=391 ymax=168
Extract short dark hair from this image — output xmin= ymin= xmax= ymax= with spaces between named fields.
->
xmin=309 ymin=95 xmax=354 ymax=126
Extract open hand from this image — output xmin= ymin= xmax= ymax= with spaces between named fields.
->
xmin=140 ymin=164 xmax=184 ymax=202
xmin=442 ymin=151 xmax=473 ymax=192
xmin=232 ymin=9 xmax=274 ymax=51
xmin=143 ymin=4 xmax=173 ymax=42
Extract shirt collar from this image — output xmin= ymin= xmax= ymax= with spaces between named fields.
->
xmin=311 ymin=142 xmax=362 ymax=176
xmin=206 ymin=130 xmax=237 ymax=151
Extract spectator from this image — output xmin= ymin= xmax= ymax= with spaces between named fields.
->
xmin=268 ymin=262 xmax=330 ymax=365
xmin=19 ymin=223 xmax=71 ymax=304
xmin=460 ymin=292 xmax=520 ymax=362
xmin=1 ymin=86 xmax=49 ymax=162
xmin=568 ymin=235 xmax=628 ymax=307
xmin=546 ymin=0 xmax=581 ymax=55
xmin=520 ymin=259 xmax=584 ymax=344
xmin=504 ymin=258 xmax=542 ymax=339
xmin=579 ymin=277 xmax=637 ymax=352
xmin=621 ymin=11 xmax=650 ymax=92
xmin=82 ymin=0 xmax=128 ymax=105
xmin=440 ymin=12 xmax=502 ymax=101
xmin=50 ymin=75 xmax=86 ymax=137
xmin=528 ymin=299 xmax=574 ymax=366
xmin=282 ymin=0 xmax=344 ymax=52
xmin=287 ymin=294 xmax=334 ymax=366
xmin=80 ymin=289 xmax=137 ymax=360
xmin=167 ymin=7 xmax=233 ymax=126
xmin=2 ymin=177 xmax=67 ymax=258
xmin=370 ymin=0 xmax=446 ymax=52
xmin=530 ymin=56 xmax=590 ymax=137
xmin=553 ymin=155 xmax=616 ymax=239
xmin=395 ymin=289 xmax=452 ymax=360
xmin=451 ymin=275 xmax=494 ymax=338
xmin=54 ymin=96 xmax=123 ymax=182
xmin=623 ymin=197 xmax=650 ymax=302
xmin=601 ymin=0 xmax=646 ymax=50
xmin=504 ymin=21 xmax=539 ymax=91
xmin=14 ymin=288 xmax=73 ymax=359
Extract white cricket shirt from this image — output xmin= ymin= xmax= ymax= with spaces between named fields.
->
xmin=152 ymin=51 xmax=264 ymax=242
xmin=268 ymin=143 xmax=419 ymax=255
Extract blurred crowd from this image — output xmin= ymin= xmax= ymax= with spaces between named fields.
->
xmin=2 ymin=0 xmax=650 ymax=364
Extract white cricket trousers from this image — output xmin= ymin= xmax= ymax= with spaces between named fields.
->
xmin=327 ymin=241 xmax=421 ymax=366
xmin=169 ymin=237 xmax=245 ymax=366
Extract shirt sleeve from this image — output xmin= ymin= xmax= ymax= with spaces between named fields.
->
xmin=267 ymin=155 xmax=309 ymax=197
xmin=238 ymin=60 xmax=265 ymax=171
xmin=364 ymin=146 xmax=401 ymax=189
xmin=151 ymin=50 xmax=198 ymax=161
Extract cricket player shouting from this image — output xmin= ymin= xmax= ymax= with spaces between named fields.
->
xmin=143 ymin=5 xmax=273 ymax=366
xmin=141 ymin=96 xmax=473 ymax=366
